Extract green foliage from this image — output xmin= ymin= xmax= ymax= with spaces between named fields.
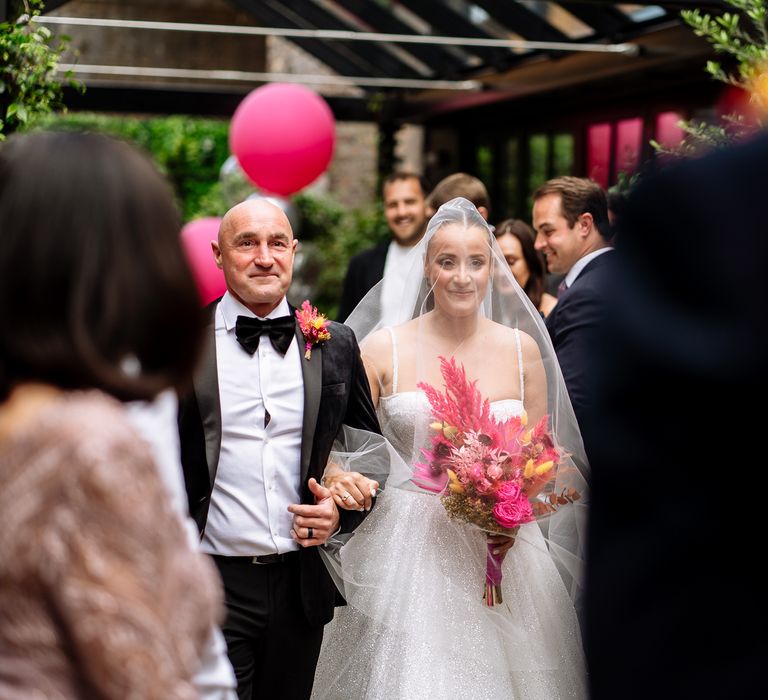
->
xmin=0 ymin=0 xmax=80 ymax=138
xmin=32 ymin=111 xmax=231 ymax=221
xmin=293 ymin=194 xmax=389 ymax=318
xmin=682 ymin=0 xmax=768 ymax=87
xmin=660 ymin=0 xmax=768 ymax=156
xmin=609 ymin=171 xmax=641 ymax=196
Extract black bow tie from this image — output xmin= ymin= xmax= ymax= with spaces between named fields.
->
xmin=235 ymin=315 xmax=295 ymax=356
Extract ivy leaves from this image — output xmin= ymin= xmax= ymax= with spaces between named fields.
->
xmin=0 ymin=0 xmax=81 ymax=139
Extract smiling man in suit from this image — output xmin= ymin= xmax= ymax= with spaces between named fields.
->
xmin=337 ymin=171 xmax=429 ymax=322
xmin=532 ymin=176 xmax=614 ymax=437
xmin=178 ymin=199 xmax=380 ymax=700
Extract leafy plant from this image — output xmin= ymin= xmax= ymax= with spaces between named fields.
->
xmin=654 ymin=0 xmax=767 ymax=156
xmin=32 ymin=112 xmax=231 ymax=220
xmin=0 ymin=0 xmax=80 ymax=138
xmin=683 ymin=0 xmax=768 ymax=89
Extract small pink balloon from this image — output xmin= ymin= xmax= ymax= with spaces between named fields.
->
xmin=180 ymin=217 xmax=226 ymax=306
xmin=230 ymin=83 xmax=335 ymax=196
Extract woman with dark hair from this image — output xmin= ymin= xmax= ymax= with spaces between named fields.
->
xmin=0 ymin=131 xmax=223 ymax=699
xmin=494 ymin=218 xmax=558 ymax=317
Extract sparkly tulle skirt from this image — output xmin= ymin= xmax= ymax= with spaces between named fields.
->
xmin=312 ymin=487 xmax=587 ymax=700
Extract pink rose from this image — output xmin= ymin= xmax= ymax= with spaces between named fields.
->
xmin=496 ymin=481 xmax=522 ymax=502
xmin=493 ymin=494 xmax=534 ymax=529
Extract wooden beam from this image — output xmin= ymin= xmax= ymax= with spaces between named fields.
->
xmin=556 ymin=2 xmax=630 ymax=37
xmin=332 ymin=0 xmax=466 ymax=76
xmin=472 ymin=0 xmax=570 ymax=42
xmin=62 ymin=83 xmax=374 ymax=120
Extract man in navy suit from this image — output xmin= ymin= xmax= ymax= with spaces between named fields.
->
xmin=532 ymin=176 xmax=614 ymax=435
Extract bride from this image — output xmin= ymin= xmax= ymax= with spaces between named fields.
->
xmin=313 ymin=198 xmax=588 ymax=699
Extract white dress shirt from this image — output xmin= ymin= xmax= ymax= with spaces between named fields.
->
xmin=564 ymin=247 xmax=614 ymax=289
xmin=380 ymin=241 xmax=418 ymax=327
xmin=201 ymin=292 xmax=304 ymax=557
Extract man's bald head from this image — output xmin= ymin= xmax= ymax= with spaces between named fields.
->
xmin=219 ymin=198 xmax=293 ymax=245
xmin=212 ymin=198 xmax=297 ymax=317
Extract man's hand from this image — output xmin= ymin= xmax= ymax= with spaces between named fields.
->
xmin=287 ymin=477 xmax=340 ymax=547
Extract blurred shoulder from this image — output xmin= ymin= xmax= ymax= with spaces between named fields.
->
xmin=42 ymin=391 xmax=147 ymax=455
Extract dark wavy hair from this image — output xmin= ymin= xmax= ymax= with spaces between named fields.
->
xmin=494 ymin=218 xmax=546 ymax=309
xmin=0 ymin=131 xmax=204 ymax=402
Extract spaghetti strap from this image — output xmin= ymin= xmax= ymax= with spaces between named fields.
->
xmin=386 ymin=326 xmax=398 ymax=394
xmin=514 ymin=328 xmax=524 ymax=405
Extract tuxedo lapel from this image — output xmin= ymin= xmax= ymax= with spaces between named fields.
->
xmin=296 ymin=321 xmax=322 ymax=484
xmin=194 ymin=316 xmax=222 ymax=487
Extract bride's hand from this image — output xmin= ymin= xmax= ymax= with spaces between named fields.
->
xmin=322 ymin=464 xmax=379 ymax=512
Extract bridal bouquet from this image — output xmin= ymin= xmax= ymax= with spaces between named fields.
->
xmin=415 ymin=356 xmax=580 ymax=606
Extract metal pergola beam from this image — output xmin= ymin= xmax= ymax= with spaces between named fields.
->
xmin=36 ymin=16 xmax=641 ymax=56
xmin=59 ymin=63 xmax=480 ymax=90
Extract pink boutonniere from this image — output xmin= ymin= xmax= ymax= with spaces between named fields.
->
xmin=295 ymin=300 xmax=331 ymax=360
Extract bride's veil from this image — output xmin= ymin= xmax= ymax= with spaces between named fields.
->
xmin=321 ymin=197 xmax=589 ymax=631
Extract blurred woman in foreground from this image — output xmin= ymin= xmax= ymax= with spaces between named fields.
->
xmin=0 ymin=131 xmax=222 ymax=699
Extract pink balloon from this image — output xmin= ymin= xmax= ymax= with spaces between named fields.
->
xmin=229 ymin=83 xmax=335 ymax=196
xmin=180 ymin=217 xmax=226 ymax=306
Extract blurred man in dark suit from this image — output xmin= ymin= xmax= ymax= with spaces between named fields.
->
xmin=584 ymin=133 xmax=768 ymax=700
xmin=338 ymin=172 xmax=429 ymax=322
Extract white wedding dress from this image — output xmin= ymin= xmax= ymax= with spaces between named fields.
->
xmin=312 ymin=332 xmax=587 ymax=700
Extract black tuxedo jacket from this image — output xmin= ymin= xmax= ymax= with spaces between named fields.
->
xmin=545 ymin=250 xmax=615 ymax=434
xmin=337 ymin=240 xmax=389 ymax=321
xmin=178 ymin=301 xmax=381 ymax=627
